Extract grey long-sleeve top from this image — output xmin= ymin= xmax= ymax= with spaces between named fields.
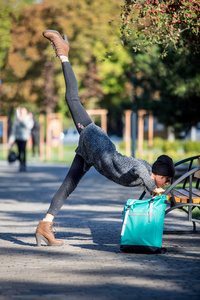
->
xmin=76 ymin=123 xmax=156 ymax=192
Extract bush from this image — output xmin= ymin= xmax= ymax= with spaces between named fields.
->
xmin=153 ymin=137 xmax=164 ymax=149
xmin=184 ymin=141 xmax=200 ymax=153
xmin=162 ymin=140 xmax=179 ymax=152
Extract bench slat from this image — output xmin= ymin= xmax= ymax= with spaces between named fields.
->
xmin=176 ymin=189 xmax=200 ymax=203
xmin=166 ymin=188 xmax=200 ymax=204
xmin=185 ymin=188 xmax=200 ymax=197
xmin=166 ymin=190 xmax=188 ymax=203
xmin=173 ymin=190 xmax=189 ymax=203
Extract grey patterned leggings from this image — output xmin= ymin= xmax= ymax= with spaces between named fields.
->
xmin=47 ymin=62 xmax=92 ymax=216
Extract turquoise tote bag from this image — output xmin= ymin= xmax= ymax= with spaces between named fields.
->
xmin=120 ymin=195 xmax=167 ymax=254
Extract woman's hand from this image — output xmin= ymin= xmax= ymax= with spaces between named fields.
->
xmin=152 ymin=187 xmax=165 ymax=196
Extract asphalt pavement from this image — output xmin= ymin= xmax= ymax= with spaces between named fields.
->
xmin=0 ymin=160 xmax=200 ymax=300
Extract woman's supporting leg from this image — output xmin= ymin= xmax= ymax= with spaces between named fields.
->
xmin=62 ymin=62 xmax=93 ymax=133
xmin=47 ymin=154 xmax=88 ymax=217
xmin=36 ymin=154 xmax=88 ymax=246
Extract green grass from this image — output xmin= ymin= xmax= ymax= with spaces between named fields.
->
xmin=46 ymin=144 xmax=77 ymax=164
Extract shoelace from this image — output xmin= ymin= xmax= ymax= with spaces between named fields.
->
xmin=51 ymin=42 xmax=58 ymax=57
xmin=51 ymin=222 xmax=60 ymax=235
xmin=50 ymin=36 xmax=69 ymax=57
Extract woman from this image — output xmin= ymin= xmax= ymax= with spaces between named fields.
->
xmin=9 ymin=107 xmax=34 ymax=172
xmin=35 ymin=30 xmax=175 ymax=246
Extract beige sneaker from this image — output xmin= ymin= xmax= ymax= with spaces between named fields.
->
xmin=43 ymin=30 xmax=70 ymax=57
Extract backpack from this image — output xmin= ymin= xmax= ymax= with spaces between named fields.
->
xmin=120 ymin=195 xmax=167 ymax=254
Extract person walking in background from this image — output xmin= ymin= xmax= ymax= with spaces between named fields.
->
xmin=9 ymin=107 xmax=34 ymax=172
xmin=35 ymin=30 xmax=175 ymax=247
xmin=30 ymin=112 xmax=40 ymax=158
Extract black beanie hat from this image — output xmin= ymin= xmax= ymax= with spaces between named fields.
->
xmin=152 ymin=155 xmax=175 ymax=177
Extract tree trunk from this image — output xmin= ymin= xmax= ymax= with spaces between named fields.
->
xmin=43 ymin=61 xmax=58 ymax=114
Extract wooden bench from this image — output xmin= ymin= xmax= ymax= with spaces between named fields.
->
xmin=139 ymin=155 xmax=200 ymax=232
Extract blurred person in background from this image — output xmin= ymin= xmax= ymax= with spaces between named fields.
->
xmin=9 ymin=107 xmax=34 ymax=172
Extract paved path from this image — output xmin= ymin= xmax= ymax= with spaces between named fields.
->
xmin=0 ymin=160 xmax=200 ymax=300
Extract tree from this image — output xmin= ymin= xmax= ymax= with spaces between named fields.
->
xmin=119 ymin=0 xmax=200 ymax=136
xmin=0 ymin=7 xmax=12 ymax=70
xmin=0 ymin=0 xmax=44 ymax=114
xmin=154 ymin=48 xmax=200 ymax=135
xmin=126 ymin=44 xmax=200 ymax=136
xmin=0 ymin=0 xmax=40 ymax=69
xmin=120 ymin=0 xmax=200 ymax=56
xmin=1 ymin=0 xmax=132 ymax=135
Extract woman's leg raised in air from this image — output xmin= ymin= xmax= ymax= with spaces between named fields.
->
xmin=62 ymin=61 xmax=93 ymax=133
xmin=42 ymin=29 xmax=93 ymax=134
